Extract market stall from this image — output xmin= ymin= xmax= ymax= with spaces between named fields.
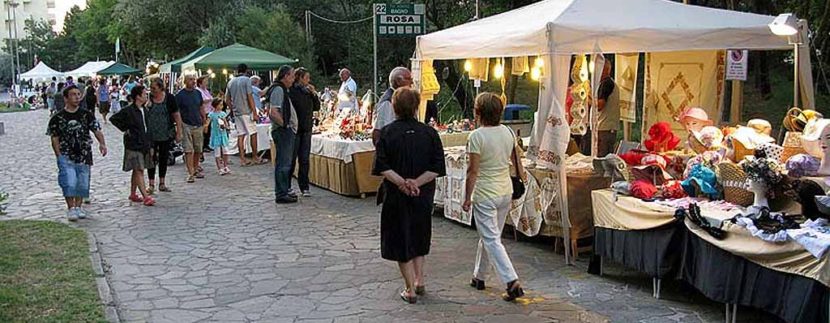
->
xmin=160 ymin=46 xmax=214 ymax=92
xmin=435 ymin=149 xmax=609 ymax=256
xmin=19 ymin=62 xmax=63 ymax=82
xmin=589 ymin=189 xmax=829 ymax=322
xmin=181 ymin=43 xmax=296 ymax=74
xmin=63 ymin=61 xmax=114 ymax=79
xmin=304 ymin=131 xmax=472 ymax=197
xmin=96 ymin=62 xmax=142 ymax=76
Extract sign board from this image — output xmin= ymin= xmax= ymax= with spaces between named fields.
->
xmin=726 ymin=50 xmax=748 ymax=81
xmin=375 ymin=3 xmax=426 ymax=37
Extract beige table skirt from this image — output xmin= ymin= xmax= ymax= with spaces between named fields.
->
xmin=301 ymin=151 xmax=382 ymax=197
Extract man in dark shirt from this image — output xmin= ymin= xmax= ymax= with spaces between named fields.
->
xmin=175 ymin=74 xmax=207 ymax=183
xmin=48 ymin=85 xmax=107 ymax=221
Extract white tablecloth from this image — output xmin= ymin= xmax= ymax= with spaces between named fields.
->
xmin=227 ymin=124 xmax=272 ymax=155
xmin=310 ymin=135 xmax=375 ymax=163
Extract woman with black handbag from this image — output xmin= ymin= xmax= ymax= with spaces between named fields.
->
xmin=462 ymin=92 xmax=527 ymax=302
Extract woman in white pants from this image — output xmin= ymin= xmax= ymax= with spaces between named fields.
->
xmin=462 ymin=92 xmax=526 ymax=301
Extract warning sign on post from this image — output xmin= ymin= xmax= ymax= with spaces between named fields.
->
xmin=726 ymin=50 xmax=748 ymax=81
xmin=375 ymin=3 xmax=426 ymax=37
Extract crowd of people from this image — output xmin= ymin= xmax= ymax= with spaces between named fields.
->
xmin=46 ymin=64 xmax=528 ymax=304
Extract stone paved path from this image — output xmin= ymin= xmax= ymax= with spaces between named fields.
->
xmin=0 ymin=110 xmax=779 ymax=322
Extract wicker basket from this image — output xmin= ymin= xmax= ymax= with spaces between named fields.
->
xmin=781 ymin=131 xmax=806 ymax=163
xmin=717 ymin=162 xmax=753 ymax=207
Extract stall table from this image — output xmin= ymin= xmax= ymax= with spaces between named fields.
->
xmin=304 ymin=132 xmax=470 ymax=197
xmin=435 ymin=147 xmax=609 ymax=257
xmin=589 ymin=189 xmax=829 ymax=322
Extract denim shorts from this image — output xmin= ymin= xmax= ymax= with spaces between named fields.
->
xmin=57 ymin=155 xmax=91 ymax=198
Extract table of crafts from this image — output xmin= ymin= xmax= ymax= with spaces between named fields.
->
xmin=434 ymin=149 xmax=610 ymax=256
xmin=304 ymin=132 xmax=472 ymax=197
xmin=590 ymin=189 xmax=829 ymax=323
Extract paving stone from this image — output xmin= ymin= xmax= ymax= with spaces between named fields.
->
xmin=0 ymin=110 xmax=783 ymax=323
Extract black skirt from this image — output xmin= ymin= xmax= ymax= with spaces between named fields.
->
xmin=380 ymin=181 xmax=434 ymax=262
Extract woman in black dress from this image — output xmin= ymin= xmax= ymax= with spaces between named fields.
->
xmin=372 ymin=87 xmax=446 ymax=304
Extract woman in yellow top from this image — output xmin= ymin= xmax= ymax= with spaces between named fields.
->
xmin=462 ymin=92 xmax=526 ymax=301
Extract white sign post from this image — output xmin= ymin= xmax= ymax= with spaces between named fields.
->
xmin=726 ymin=50 xmax=748 ymax=81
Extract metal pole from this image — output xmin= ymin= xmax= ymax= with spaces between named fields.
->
xmin=793 ymin=42 xmax=799 ymax=108
xmin=373 ymin=6 xmax=378 ymax=94
xmin=5 ymin=2 xmax=13 ymax=91
xmin=11 ymin=1 xmax=20 ymax=89
xmin=475 ymin=0 xmax=479 ymax=19
xmin=305 ymin=11 xmax=311 ymax=44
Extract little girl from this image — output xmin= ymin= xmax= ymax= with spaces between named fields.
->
xmin=207 ymin=98 xmax=231 ymax=175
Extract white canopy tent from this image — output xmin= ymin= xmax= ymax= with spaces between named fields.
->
xmin=63 ymin=61 xmax=114 ymax=79
xmin=415 ymin=0 xmax=815 ymax=263
xmin=19 ymin=62 xmax=64 ymax=82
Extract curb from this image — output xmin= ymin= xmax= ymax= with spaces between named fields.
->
xmin=88 ymin=233 xmax=121 ymax=323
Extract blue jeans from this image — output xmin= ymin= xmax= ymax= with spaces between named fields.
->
xmin=291 ymin=130 xmax=312 ymax=191
xmin=57 ymin=155 xmax=91 ymax=198
xmin=272 ymin=128 xmax=296 ymax=198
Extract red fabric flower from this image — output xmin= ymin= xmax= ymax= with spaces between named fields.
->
xmin=630 ymin=179 xmax=658 ymax=199
xmin=619 ymin=151 xmax=647 ymax=166
xmin=644 ymin=122 xmax=681 ymax=152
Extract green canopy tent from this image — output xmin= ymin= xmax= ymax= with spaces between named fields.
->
xmin=96 ymin=62 xmax=142 ymax=76
xmin=181 ymin=43 xmax=297 ymax=72
xmin=160 ymin=46 xmax=214 ymax=74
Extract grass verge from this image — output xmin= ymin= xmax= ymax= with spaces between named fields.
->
xmin=0 ymin=220 xmax=106 ymax=323
xmin=0 ymin=103 xmax=27 ymax=113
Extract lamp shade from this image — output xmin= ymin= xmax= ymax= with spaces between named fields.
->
xmin=768 ymin=13 xmax=798 ymax=36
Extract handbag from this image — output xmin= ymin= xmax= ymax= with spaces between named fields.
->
xmin=510 ymin=129 xmax=526 ymax=200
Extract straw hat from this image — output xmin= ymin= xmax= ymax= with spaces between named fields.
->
xmin=747 ymin=119 xmax=773 ymax=136
xmin=729 ymin=126 xmax=775 ymax=161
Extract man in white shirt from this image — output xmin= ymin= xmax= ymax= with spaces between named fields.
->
xmin=337 ymin=68 xmax=358 ymax=112
xmin=226 ymin=64 xmax=263 ymax=165
xmin=372 ymin=67 xmax=412 ymax=146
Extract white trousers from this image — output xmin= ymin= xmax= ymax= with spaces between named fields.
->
xmin=472 ymin=194 xmax=519 ymax=284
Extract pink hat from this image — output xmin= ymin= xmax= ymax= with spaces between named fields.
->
xmin=679 ymin=107 xmax=714 ymax=125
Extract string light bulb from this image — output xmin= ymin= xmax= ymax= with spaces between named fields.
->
xmin=210 ymin=73 xmax=216 ymax=79
xmin=493 ymin=62 xmax=504 ymax=79
xmin=207 ymin=69 xmax=213 ymax=75
xmin=222 ymin=69 xmax=228 ymax=75
xmin=534 ymin=57 xmax=544 ymax=68
xmin=464 ymin=60 xmax=473 ymax=72
xmin=530 ymin=67 xmax=542 ymax=81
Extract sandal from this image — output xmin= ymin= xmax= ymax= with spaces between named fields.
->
xmin=128 ymin=194 xmax=144 ymax=203
xmin=470 ymin=278 xmax=486 ymax=290
xmin=147 ymin=184 xmax=155 ymax=195
xmin=240 ymin=160 xmax=254 ymax=167
xmin=415 ymin=285 xmax=426 ymax=296
xmin=158 ymin=184 xmax=171 ymax=192
xmin=399 ymin=289 xmax=417 ymax=304
xmin=502 ymin=280 xmax=525 ymax=302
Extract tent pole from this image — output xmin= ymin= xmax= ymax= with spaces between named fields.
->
xmin=730 ymin=81 xmax=743 ymax=123
xmin=793 ymin=42 xmax=799 ymax=108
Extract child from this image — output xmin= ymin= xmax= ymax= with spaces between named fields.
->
xmin=208 ymin=98 xmax=231 ymax=175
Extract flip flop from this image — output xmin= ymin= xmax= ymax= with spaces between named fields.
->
xmin=240 ymin=161 xmax=254 ymax=167
xmin=400 ymin=290 xmax=416 ymax=304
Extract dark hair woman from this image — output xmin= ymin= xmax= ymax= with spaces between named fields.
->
xmin=109 ymin=85 xmax=156 ymax=206
xmin=372 ymin=87 xmax=446 ymax=304
xmin=288 ymin=67 xmax=320 ymax=197
xmin=145 ymin=78 xmax=183 ymax=194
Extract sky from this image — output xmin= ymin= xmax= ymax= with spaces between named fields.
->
xmin=53 ymin=0 xmax=87 ymax=32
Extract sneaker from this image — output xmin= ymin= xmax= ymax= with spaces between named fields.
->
xmin=218 ymin=168 xmax=227 ymax=176
xmin=187 ymin=175 xmax=195 ymax=183
xmin=67 ymin=208 xmax=79 ymax=221
xmin=301 ymin=190 xmax=312 ymax=197
xmin=76 ymin=207 xmax=88 ymax=219
xmin=223 ymin=167 xmax=232 ymax=175
xmin=274 ymin=196 xmax=298 ymax=204
xmin=129 ymin=194 xmax=144 ymax=202
xmin=83 ymin=197 xmax=91 ymax=204
xmin=195 ymin=171 xmax=205 ymax=179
